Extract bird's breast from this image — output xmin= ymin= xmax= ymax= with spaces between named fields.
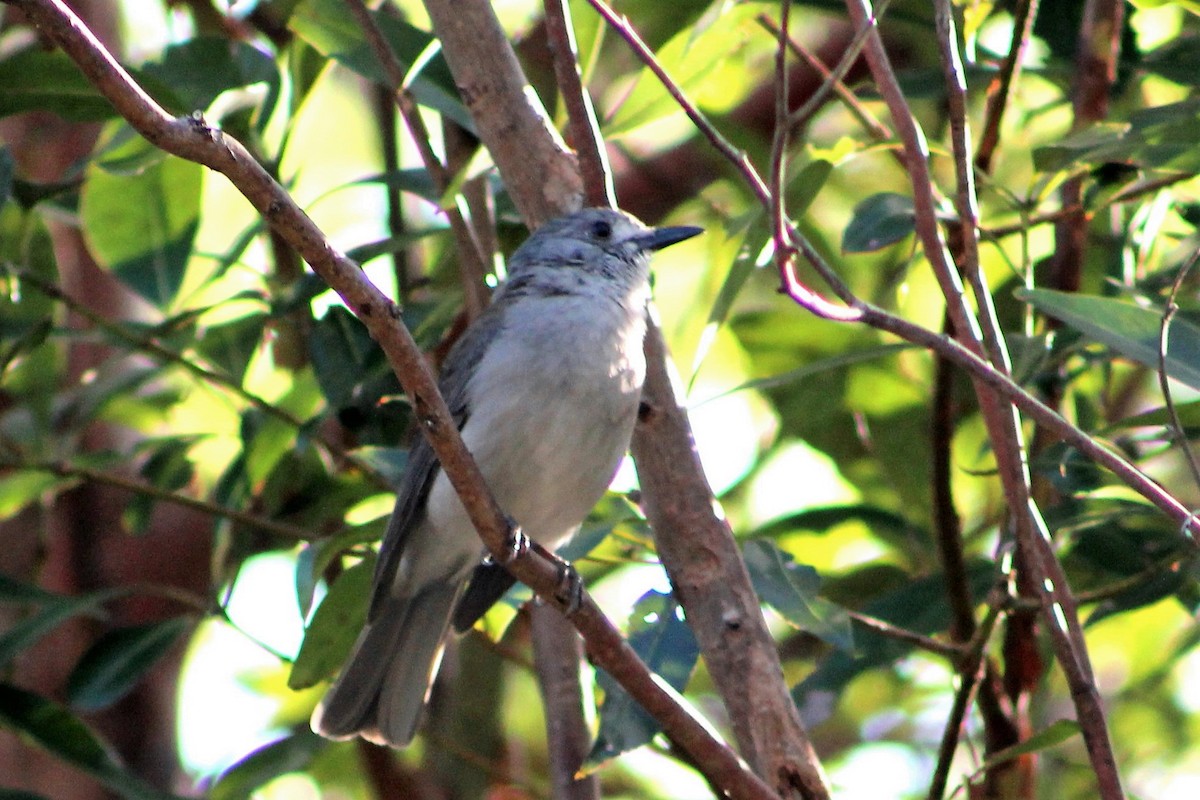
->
xmin=454 ymin=294 xmax=647 ymax=546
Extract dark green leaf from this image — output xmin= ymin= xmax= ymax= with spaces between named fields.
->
xmin=288 ymin=0 xmax=471 ymax=131
xmin=209 ymin=731 xmax=325 ymax=800
xmin=349 ymin=169 xmax=440 ymax=203
xmin=67 ymin=618 xmax=193 ymax=711
xmin=1 ymin=205 xmax=60 ymax=338
xmin=0 ymin=789 xmax=51 ymax=800
xmin=80 ymin=133 xmax=203 ymax=309
xmin=309 ymin=306 xmax=380 ymax=408
xmin=192 ymin=312 xmax=267 ymax=382
xmin=1018 ymin=289 xmax=1200 ymax=390
xmin=743 ymin=540 xmax=854 ymax=651
xmin=0 ymin=48 xmax=116 ymax=121
xmin=0 ymin=592 xmax=114 ymax=670
xmin=842 ymin=192 xmax=915 ymax=253
xmin=140 ymin=37 xmax=280 ymax=125
xmin=0 ymin=684 xmax=185 ymax=800
xmin=348 ymin=446 xmax=409 ymax=488
xmin=978 ymin=720 xmax=1081 ymax=771
xmin=0 ymin=573 xmax=69 ymax=605
xmin=289 ymin=555 xmax=375 ymax=690
xmin=0 ymin=146 xmax=13 ymax=209
xmin=124 ymin=439 xmax=196 ymax=535
xmin=588 ymin=590 xmax=699 ymax=766
xmin=1142 ymin=37 xmax=1200 ymax=87
xmin=794 ymin=562 xmax=996 ymax=724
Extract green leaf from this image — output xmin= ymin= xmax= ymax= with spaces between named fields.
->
xmin=80 ymin=131 xmax=202 ymax=309
xmin=842 ymin=192 xmax=916 ymax=253
xmin=0 ymin=683 xmax=185 ymax=800
xmin=0 ymin=145 xmax=13 ymax=209
xmin=209 ymin=731 xmax=325 ymax=800
xmin=192 ymin=312 xmax=268 ymax=382
xmin=289 ymin=555 xmax=375 ymax=690
xmin=124 ymin=439 xmax=196 ymax=535
xmin=0 ymin=592 xmax=115 ymax=670
xmin=795 ymin=561 xmax=996 ymax=724
xmin=1017 ymin=289 xmax=1200 ymax=391
xmin=1111 ymin=398 xmax=1200 ymax=431
xmin=0 ymin=471 xmax=76 ymax=523
xmin=0 ymin=573 xmax=69 ymax=605
xmin=978 ymin=719 xmax=1081 ymax=771
xmin=588 ymin=590 xmax=699 ymax=767
xmin=140 ymin=37 xmax=280 ymax=125
xmin=0 ymin=789 xmax=50 ymax=800
xmin=743 ymin=540 xmax=854 ymax=651
xmin=699 ymin=343 xmax=917 ymax=404
xmin=309 ymin=306 xmax=381 ymax=408
xmin=0 ymin=48 xmax=116 ymax=121
xmin=348 ymin=446 xmax=409 ymax=488
xmin=67 ymin=618 xmax=193 ymax=711
xmin=289 ymin=0 xmax=471 ymax=131
xmin=604 ymin=4 xmax=760 ymax=136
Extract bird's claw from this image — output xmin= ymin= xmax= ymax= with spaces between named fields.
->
xmin=554 ymin=561 xmax=584 ymax=616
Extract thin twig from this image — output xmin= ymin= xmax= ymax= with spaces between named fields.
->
xmin=928 ymin=589 xmax=1008 ymax=800
xmin=543 ymin=0 xmax=613 ymax=208
xmin=11 ymin=2 xmax=775 ymax=796
xmin=756 ymin=14 xmax=892 ymax=142
xmin=1158 ymin=246 xmax=1200 ymax=492
xmin=13 ymin=459 xmax=319 ymax=541
xmin=341 ymin=0 xmax=491 ymax=291
xmin=14 ymin=266 xmax=388 ymax=489
xmin=974 ymin=0 xmax=1041 ymax=174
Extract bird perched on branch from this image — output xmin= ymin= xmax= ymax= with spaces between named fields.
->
xmin=312 ymin=207 xmax=702 ymax=747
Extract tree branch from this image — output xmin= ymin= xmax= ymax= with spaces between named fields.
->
xmin=7 ymin=2 xmax=775 ymax=796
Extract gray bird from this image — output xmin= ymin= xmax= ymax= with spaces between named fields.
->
xmin=311 ymin=208 xmax=702 ymax=747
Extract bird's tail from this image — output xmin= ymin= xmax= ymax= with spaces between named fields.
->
xmin=311 ymin=582 xmax=461 ymax=747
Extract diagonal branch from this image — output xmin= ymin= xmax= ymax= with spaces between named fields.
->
xmin=7 ymin=2 xmax=776 ymax=797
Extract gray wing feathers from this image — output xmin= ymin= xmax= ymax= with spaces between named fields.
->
xmin=368 ymin=309 xmax=506 ymax=619
xmin=314 ymin=582 xmax=462 ymax=746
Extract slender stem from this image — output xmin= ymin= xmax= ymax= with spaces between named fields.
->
xmin=544 ymin=0 xmax=613 ymax=209
xmin=12 ymin=2 xmax=775 ymax=796
xmin=341 ymin=0 xmax=491 ymax=288
xmin=14 ymin=459 xmax=318 ymax=541
xmin=15 ymin=266 xmax=388 ymax=488
xmin=1158 ymin=246 xmax=1200 ymax=493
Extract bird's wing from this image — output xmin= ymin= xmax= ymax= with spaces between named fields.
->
xmin=367 ymin=308 xmax=505 ymax=620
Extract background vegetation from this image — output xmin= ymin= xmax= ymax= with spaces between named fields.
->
xmin=2 ymin=0 xmax=1200 ymax=798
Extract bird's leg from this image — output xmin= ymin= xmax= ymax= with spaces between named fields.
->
xmin=494 ymin=521 xmax=584 ymax=615
xmin=523 ymin=540 xmax=584 ymax=615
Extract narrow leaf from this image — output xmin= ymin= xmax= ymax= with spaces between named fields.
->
xmin=0 ymin=592 xmax=113 ymax=669
xmin=289 ymin=555 xmax=374 ymax=690
xmin=67 ymin=618 xmax=193 ymax=711
xmin=0 ymin=684 xmax=184 ymax=800
xmin=1018 ymin=289 xmax=1200 ymax=390
xmin=209 ymin=731 xmax=325 ymax=800
xmin=588 ymin=591 xmax=699 ymax=767
xmin=743 ymin=540 xmax=854 ymax=652
xmin=978 ymin=720 xmax=1081 ymax=771
xmin=842 ymin=192 xmax=916 ymax=253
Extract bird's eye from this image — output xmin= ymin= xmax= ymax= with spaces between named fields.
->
xmin=591 ymin=220 xmax=613 ymax=239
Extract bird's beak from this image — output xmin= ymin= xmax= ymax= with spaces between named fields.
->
xmin=635 ymin=225 xmax=704 ymax=252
